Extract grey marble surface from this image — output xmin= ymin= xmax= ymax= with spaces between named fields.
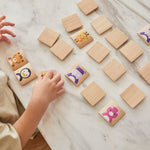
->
xmin=0 ymin=0 xmax=150 ymax=150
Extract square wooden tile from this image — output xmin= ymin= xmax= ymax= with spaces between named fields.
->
xmin=77 ymin=0 xmax=99 ymax=15
xmin=120 ymin=83 xmax=145 ymax=108
xmin=102 ymin=58 xmax=127 ymax=81
xmin=38 ymin=71 xmax=48 ymax=79
xmin=120 ymin=40 xmax=144 ymax=62
xmin=137 ymin=24 xmax=150 ymax=46
xmin=105 ymin=28 xmax=128 ymax=49
xmin=14 ymin=63 xmax=37 ymax=86
xmin=91 ymin=15 xmax=113 ymax=35
xmin=71 ymin=29 xmax=93 ymax=49
xmin=138 ymin=62 xmax=150 ymax=85
xmin=38 ymin=27 xmax=60 ymax=47
xmin=65 ymin=64 xmax=89 ymax=87
xmin=87 ymin=41 xmax=110 ymax=63
xmin=62 ymin=13 xmax=82 ymax=32
xmin=99 ymin=101 xmax=125 ymax=126
xmin=50 ymin=39 xmax=73 ymax=60
xmin=7 ymin=50 xmax=29 ymax=71
xmin=81 ymin=81 xmax=106 ymax=106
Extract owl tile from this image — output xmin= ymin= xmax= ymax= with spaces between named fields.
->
xmin=7 ymin=50 xmax=29 ymax=71
xmin=65 ymin=64 xmax=89 ymax=86
xmin=99 ymin=101 xmax=125 ymax=126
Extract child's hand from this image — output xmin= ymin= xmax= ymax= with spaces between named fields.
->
xmin=0 ymin=15 xmax=16 ymax=43
xmin=32 ymin=70 xmax=65 ymax=104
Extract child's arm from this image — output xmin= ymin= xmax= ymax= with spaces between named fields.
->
xmin=13 ymin=70 xmax=65 ymax=147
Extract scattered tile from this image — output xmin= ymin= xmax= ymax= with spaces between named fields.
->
xmin=81 ymin=81 xmax=106 ymax=106
xmin=38 ymin=71 xmax=48 ymax=79
xmin=120 ymin=40 xmax=144 ymax=62
xmin=105 ymin=28 xmax=128 ymax=49
xmin=102 ymin=58 xmax=127 ymax=81
xmin=65 ymin=64 xmax=89 ymax=86
xmin=91 ymin=15 xmax=113 ymax=35
xmin=87 ymin=41 xmax=110 ymax=63
xmin=99 ymin=101 xmax=125 ymax=126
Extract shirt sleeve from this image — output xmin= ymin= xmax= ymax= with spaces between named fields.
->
xmin=0 ymin=122 xmax=22 ymax=150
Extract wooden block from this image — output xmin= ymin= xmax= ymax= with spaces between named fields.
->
xmin=50 ymin=39 xmax=73 ymax=60
xmin=38 ymin=27 xmax=60 ymax=47
xmin=105 ymin=28 xmax=128 ymax=49
xmin=138 ymin=62 xmax=150 ymax=85
xmin=65 ymin=64 xmax=89 ymax=86
xmin=81 ymin=81 xmax=106 ymax=106
xmin=62 ymin=13 xmax=82 ymax=32
xmin=120 ymin=40 xmax=144 ymax=62
xmin=7 ymin=50 xmax=29 ymax=71
xmin=102 ymin=58 xmax=127 ymax=81
xmin=91 ymin=15 xmax=113 ymax=35
xmin=77 ymin=0 xmax=99 ymax=15
xmin=87 ymin=41 xmax=110 ymax=63
xmin=14 ymin=63 xmax=37 ymax=86
xmin=120 ymin=83 xmax=145 ymax=108
xmin=38 ymin=71 xmax=48 ymax=79
xmin=137 ymin=24 xmax=150 ymax=46
xmin=99 ymin=101 xmax=125 ymax=126
xmin=71 ymin=29 xmax=93 ymax=49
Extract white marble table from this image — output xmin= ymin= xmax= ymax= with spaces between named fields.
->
xmin=0 ymin=0 xmax=150 ymax=150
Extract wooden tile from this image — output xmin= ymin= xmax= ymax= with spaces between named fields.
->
xmin=71 ymin=29 xmax=93 ymax=49
xmin=62 ymin=13 xmax=82 ymax=32
xmin=99 ymin=101 xmax=125 ymax=126
xmin=105 ymin=28 xmax=128 ymax=49
xmin=120 ymin=83 xmax=145 ymax=108
xmin=138 ymin=62 xmax=150 ymax=85
xmin=65 ymin=64 xmax=89 ymax=86
xmin=102 ymin=58 xmax=127 ymax=81
xmin=7 ymin=50 xmax=29 ymax=71
xmin=50 ymin=39 xmax=73 ymax=60
xmin=38 ymin=27 xmax=60 ymax=47
xmin=137 ymin=24 xmax=150 ymax=46
xmin=77 ymin=0 xmax=99 ymax=15
xmin=38 ymin=71 xmax=48 ymax=79
xmin=120 ymin=40 xmax=144 ymax=62
xmin=14 ymin=63 xmax=37 ymax=86
xmin=81 ymin=81 xmax=106 ymax=106
xmin=91 ymin=15 xmax=113 ymax=35
xmin=87 ymin=41 xmax=110 ymax=63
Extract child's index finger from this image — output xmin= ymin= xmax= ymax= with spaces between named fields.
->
xmin=44 ymin=70 xmax=53 ymax=79
xmin=51 ymin=73 xmax=61 ymax=83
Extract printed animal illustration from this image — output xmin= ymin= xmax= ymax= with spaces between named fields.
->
xmin=16 ymin=68 xmax=31 ymax=81
xmin=140 ymin=28 xmax=150 ymax=43
xmin=8 ymin=52 xmax=24 ymax=67
xmin=102 ymin=105 xmax=119 ymax=123
xmin=74 ymin=31 xmax=89 ymax=43
xmin=67 ymin=66 xmax=85 ymax=84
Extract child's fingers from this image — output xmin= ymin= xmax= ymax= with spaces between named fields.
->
xmin=51 ymin=73 xmax=61 ymax=83
xmin=0 ymin=16 xmax=6 ymax=22
xmin=0 ymin=35 xmax=10 ymax=43
xmin=0 ymin=22 xmax=15 ymax=28
xmin=57 ymin=88 xmax=65 ymax=96
xmin=56 ymin=79 xmax=64 ymax=89
xmin=44 ymin=70 xmax=53 ymax=79
xmin=0 ymin=29 xmax=16 ymax=37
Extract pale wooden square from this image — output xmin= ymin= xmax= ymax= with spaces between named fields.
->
xmin=137 ymin=24 xmax=150 ymax=46
xmin=62 ymin=13 xmax=82 ymax=32
xmin=138 ymin=62 xmax=150 ymax=85
xmin=65 ymin=64 xmax=89 ymax=87
xmin=99 ymin=101 xmax=125 ymax=126
xmin=50 ymin=39 xmax=73 ymax=60
xmin=77 ymin=0 xmax=99 ymax=15
xmin=120 ymin=83 xmax=145 ymax=108
xmin=14 ymin=63 xmax=37 ymax=86
xmin=91 ymin=15 xmax=113 ymax=35
xmin=105 ymin=28 xmax=128 ymax=49
xmin=102 ymin=58 xmax=127 ymax=81
xmin=71 ymin=29 xmax=93 ymax=49
xmin=87 ymin=41 xmax=110 ymax=63
xmin=38 ymin=27 xmax=60 ymax=47
xmin=81 ymin=81 xmax=106 ymax=106
xmin=7 ymin=50 xmax=29 ymax=71
xmin=120 ymin=40 xmax=144 ymax=62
